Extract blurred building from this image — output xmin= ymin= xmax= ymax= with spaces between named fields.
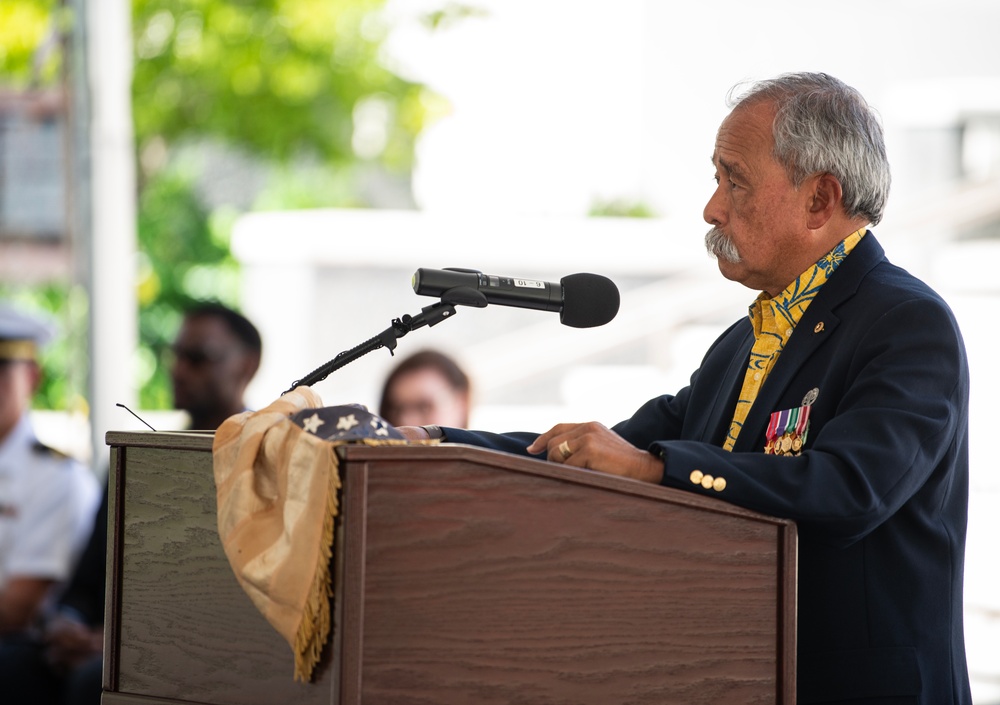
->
xmin=0 ymin=88 xmax=72 ymax=283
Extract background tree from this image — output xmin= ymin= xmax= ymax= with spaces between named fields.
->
xmin=133 ymin=0 xmax=453 ymax=407
xmin=0 ymin=0 xmax=64 ymax=85
xmin=0 ymin=0 xmax=84 ymax=412
xmin=5 ymin=0 xmax=459 ymax=410
xmin=132 ymin=0 xmax=431 ymax=173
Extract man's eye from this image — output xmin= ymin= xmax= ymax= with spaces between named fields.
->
xmin=713 ymin=174 xmax=740 ymax=190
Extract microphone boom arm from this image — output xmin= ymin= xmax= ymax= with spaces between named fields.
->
xmin=282 ymin=300 xmax=459 ymax=394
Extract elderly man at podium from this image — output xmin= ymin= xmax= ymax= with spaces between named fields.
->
xmin=400 ymin=73 xmax=972 ymax=705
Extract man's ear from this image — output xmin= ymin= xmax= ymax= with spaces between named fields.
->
xmin=805 ymin=173 xmax=843 ymax=230
xmin=28 ymin=361 xmax=43 ymax=394
xmin=240 ymin=352 xmax=261 ymax=386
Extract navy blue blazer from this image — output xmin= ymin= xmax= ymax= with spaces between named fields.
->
xmin=444 ymin=234 xmax=972 ymax=705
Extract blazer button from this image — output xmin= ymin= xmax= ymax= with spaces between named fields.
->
xmin=713 ymin=477 xmax=727 ymax=492
xmin=690 ymin=470 xmax=704 ymax=485
xmin=700 ymin=474 xmax=715 ymax=489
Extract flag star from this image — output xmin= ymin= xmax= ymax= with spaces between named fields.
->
xmin=370 ymin=417 xmax=390 ymax=437
xmin=302 ymin=413 xmax=325 ymax=434
xmin=337 ymin=414 xmax=359 ymax=431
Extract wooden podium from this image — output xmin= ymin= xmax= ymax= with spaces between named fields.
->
xmin=103 ymin=431 xmax=797 ymax=705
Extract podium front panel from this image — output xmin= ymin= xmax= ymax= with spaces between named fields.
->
xmin=104 ymin=433 xmax=337 ymax=705
xmin=104 ymin=434 xmax=794 ymax=705
xmin=337 ymin=445 xmax=795 ymax=704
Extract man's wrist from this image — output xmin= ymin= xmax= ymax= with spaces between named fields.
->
xmin=421 ymin=425 xmax=446 ymax=440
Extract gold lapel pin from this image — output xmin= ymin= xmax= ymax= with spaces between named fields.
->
xmin=814 ymin=321 xmax=825 ymax=333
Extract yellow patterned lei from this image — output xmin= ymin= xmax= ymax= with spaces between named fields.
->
xmin=723 ymin=229 xmax=865 ymax=451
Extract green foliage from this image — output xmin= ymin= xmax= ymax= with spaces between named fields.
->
xmin=0 ymin=283 xmax=90 ymax=413
xmin=4 ymin=0 xmax=445 ymax=410
xmin=135 ymin=170 xmax=241 ymax=408
xmin=131 ymin=0 xmax=431 ymax=173
xmin=253 ymin=163 xmax=365 ymax=210
xmin=588 ymin=198 xmax=657 ymax=218
xmin=0 ymin=0 xmax=67 ymax=87
xmin=420 ymin=2 xmax=490 ymax=30
xmin=129 ymin=0 xmax=440 ymax=407
xmin=1 ymin=1 xmax=82 ymax=411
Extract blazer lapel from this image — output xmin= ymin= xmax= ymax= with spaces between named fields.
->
xmin=699 ymin=325 xmax=756 ymax=445
xmin=730 ymin=233 xmax=886 ymax=453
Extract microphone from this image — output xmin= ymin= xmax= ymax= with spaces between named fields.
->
xmin=411 ymin=267 xmax=620 ymax=328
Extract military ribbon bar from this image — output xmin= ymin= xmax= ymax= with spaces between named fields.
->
xmin=764 ymin=404 xmax=812 ymax=456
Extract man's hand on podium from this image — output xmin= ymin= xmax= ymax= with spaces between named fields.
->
xmin=528 ymin=422 xmax=665 ymax=484
xmin=396 ymin=425 xmax=432 ymax=441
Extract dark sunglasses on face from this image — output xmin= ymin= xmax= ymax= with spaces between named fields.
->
xmin=169 ymin=345 xmax=232 ymax=367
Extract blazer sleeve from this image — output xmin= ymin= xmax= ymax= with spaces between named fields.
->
xmin=651 ymin=293 xmax=969 ymax=547
xmin=438 ymin=428 xmax=544 ymax=458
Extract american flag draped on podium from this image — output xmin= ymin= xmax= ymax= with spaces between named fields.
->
xmin=212 ymin=387 xmax=423 ymax=681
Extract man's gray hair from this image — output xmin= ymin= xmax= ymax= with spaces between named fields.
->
xmin=729 ymin=72 xmax=891 ymax=225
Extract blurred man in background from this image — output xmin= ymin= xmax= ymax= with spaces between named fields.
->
xmin=0 ymin=303 xmax=99 ymax=641
xmin=170 ymin=302 xmax=262 ymax=430
xmin=0 ymin=300 xmax=262 ymax=705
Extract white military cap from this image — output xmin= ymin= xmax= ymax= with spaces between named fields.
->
xmin=0 ymin=302 xmax=56 ymax=362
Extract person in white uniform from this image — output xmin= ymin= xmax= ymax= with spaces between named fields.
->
xmin=0 ymin=303 xmax=99 ymax=638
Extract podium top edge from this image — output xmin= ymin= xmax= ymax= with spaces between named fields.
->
xmin=106 ymin=430 xmax=215 ymax=451
xmin=337 ymin=444 xmax=797 ymax=529
xmin=101 ymin=434 xmax=795 ymax=530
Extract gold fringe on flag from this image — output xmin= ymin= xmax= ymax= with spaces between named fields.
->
xmin=212 ymin=387 xmax=427 ymax=681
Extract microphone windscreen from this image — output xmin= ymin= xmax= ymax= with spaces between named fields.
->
xmin=559 ymin=273 xmax=620 ymax=328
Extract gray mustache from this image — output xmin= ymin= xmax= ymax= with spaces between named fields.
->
xmin=705 ymin=227 xmax=741 ymax=264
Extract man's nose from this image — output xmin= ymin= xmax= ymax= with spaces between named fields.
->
xmin=703 ymin=186 xmax=726 ymax=226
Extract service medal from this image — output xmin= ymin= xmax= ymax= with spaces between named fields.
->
xmin=765 ymin=404 xmax=812 ymax=455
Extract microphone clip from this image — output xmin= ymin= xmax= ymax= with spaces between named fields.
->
xmin=438 ymin=286 xmax=488 ymax=309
